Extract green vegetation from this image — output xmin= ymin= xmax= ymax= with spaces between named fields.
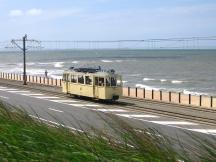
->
xmin=0 ymin=102 xmax=215 ymax=162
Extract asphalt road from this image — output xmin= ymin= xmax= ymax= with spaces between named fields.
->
xmin=1 ymin=83 xmax=216 ymax=159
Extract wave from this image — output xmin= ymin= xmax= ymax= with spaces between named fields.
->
xmin=26 ymin=62 xmax=36 ymax=66
xmin=27 ymin=69 xmax=46 ymax=75
xmin=122 ymin=80 xmax=128 ymax=84
xmin=6 ymin=63 xmax=18 ymax=66
xmin=5 ymin=67 xmax=23 ymax=73
xmin=128 ymin=74 xmax=141 ymax=77
xmin=142 ymin=78 xmax=185 ymax=84
xmin=171 ymin=80 xmax=183 ymax=84
xmin=54 ymin=62 xmax=64 ymax=68
xmin=72 ymin=61 xmax=79 ymax=64
xmin=183 ymin=90 xmax=208 ymax=96
xmin=38 ymin=62 xmax=53 ymax=65
xmin=115 ymin=60 xmax=122 ymax=62
xmin=49 ymin=74 xmax=63 ymax=79
xmin=135 ymin=84 xmax=160 ymax=91
xmin=143 ymin=78 xmax=155 ymax=81
xmin=37 ymin=62 xmax=65 ymax=67
xmin=101 ymin=60 xmax=113 ymax=63
xmin=160 ymin=79 xmax=167 ymax=82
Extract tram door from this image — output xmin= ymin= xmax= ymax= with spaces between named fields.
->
xmin=94 ymin=77 xmax=99 ymax=98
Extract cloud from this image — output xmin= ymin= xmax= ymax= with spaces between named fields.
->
xmin=8 ymin=8 xmax=82 ymax=19
xmin=26 ymin=9 xmax=42 ymax=16
xmin=9 ymin=10 xmax=23 ymax=17
xmin=9 ymin=8 xmax=42 ymax=17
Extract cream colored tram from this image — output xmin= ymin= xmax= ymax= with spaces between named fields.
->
xmin=62 ymin=67 xmax=122 ymax=101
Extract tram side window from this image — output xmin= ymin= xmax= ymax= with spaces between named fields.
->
xmin=111 ymin=77 xmax=117 ymax=86
xmin=95 ymin=77 xmax=99 ymax=86
xmin=78 ymin=75 xmax=84 ymax=84
xmin=71 ymin=75 xmax=77 ymax=83
xmin=106 ymin=77 xmax=111 ymax=86
xmin=99 ymin=77 xmax=104 ymax=86
xmin=85 ymin=76 xmax=92 ymax=85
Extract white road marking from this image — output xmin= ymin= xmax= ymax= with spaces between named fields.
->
xmin=116 ymin=114 xmax=159 ymax=118
xmin=96 ymin=109 xmax=128 ymax=112
xmin=2 ymin=86 xmax=214 ymax=136
xmin=21 ymin=93 xmax=44 ymax=96
xmin=133 ymin=129 xmax=163 ymax=138
xmin=35 ymin=96 xmax=60 ymax=99
xmin=150 ymin=121 xmax=198 ymax=125
xmin=49 ymin=99 xmax=78 ymax=103
xmin=29 ymin=115 xmax=84 ymax=133
xmin=117 ymin=115 xmax=216 ymax=136
xmin=8 ymin=90 xmax=30 ymax=93
xmin=0 ymin=88 xmax=18 ymax=91
xmin=0 ymin=96 xmax=9 ymax=99
xmin=48 ymin=108 xmax=63 ymax=113
xmin=188 ymin=129 xmax=216 ymax=135
xmin=85 ymin=104 xmax=100 ymax=107
xmin=69 ymin=104 xmax=85 ymax=107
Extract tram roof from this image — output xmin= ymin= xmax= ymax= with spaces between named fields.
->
xmin=64 ymin=67 xmax=120 ymax=77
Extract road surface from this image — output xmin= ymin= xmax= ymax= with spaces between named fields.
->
xmin=0 ymin=82 xmax=216 ymax=159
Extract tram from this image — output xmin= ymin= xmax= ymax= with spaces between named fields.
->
xmin=62 ymin=66 xmax=122 ymax=101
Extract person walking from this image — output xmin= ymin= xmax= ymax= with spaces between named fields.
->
xmin=45 ymin=70 xmax=48 ymax=78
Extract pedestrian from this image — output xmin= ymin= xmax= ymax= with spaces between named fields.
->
xmin=45 ymin=70 xmax=48 ymax=78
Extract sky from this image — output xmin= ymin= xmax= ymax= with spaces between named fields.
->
xmin=0 ymin=0 xmax=216 ymax=40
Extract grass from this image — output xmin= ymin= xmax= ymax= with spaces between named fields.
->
xmin=0 ymin=101 xmax=216 ymax=161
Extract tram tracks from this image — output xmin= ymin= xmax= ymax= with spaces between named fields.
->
xmin=115 ymin=101 xmax=216 ymax=127
xmin=1 ymin=80 xmax=216 ymax=126
xmin=123 ymin=96 xmax=216 ymax=112
xmin=116 ymin=97 xmax=216 ymax=126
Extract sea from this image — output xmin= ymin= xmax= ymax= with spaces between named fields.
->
xmin=0 ymin=49 xmax=216 ymax=96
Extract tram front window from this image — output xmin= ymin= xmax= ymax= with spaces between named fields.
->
xmin=106 ymin=78 xmax=111 ymax=86
xmin=71 ymin=75 xmax=77 ymax=83
xmin=95 ymin=77 xmax=105 ymax=86
xmin=99 ymin=77 xmax=104 ymax=86
xmin=63 ymin=74 xmax=67 ymax=81
xmin=111 ymin=77 xmax=117 ymax=86
xmin=85 ymin=76 xmax=92 ymax=85
xmin=78 ymin=76 xmax=84 ymax=84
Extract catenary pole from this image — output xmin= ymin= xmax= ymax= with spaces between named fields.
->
xmin=23 ymin=34 xmax=27 ymax=85
xmin=11 ymin=34 xmax=41 ymax=85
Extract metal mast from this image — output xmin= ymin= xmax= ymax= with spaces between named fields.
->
xmin=11 ymin=34 xmax=41 ymax=85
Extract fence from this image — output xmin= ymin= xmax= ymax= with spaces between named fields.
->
xmin=0 ymin=72 xmax=62 ymax=87
xmin=123 ymin=87 xmax=216 ymax=108
xmin=0 ymin=72 xmax=215 ymax=109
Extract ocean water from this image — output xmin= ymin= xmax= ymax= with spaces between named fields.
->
xmin=0 ymin=49 xmax=216 ymax=96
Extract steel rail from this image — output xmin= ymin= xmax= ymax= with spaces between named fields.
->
xmin=1 ymin=79 xmax=216 ymax=126
xmin=121 ymin=96 xmax=216 ymax=113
